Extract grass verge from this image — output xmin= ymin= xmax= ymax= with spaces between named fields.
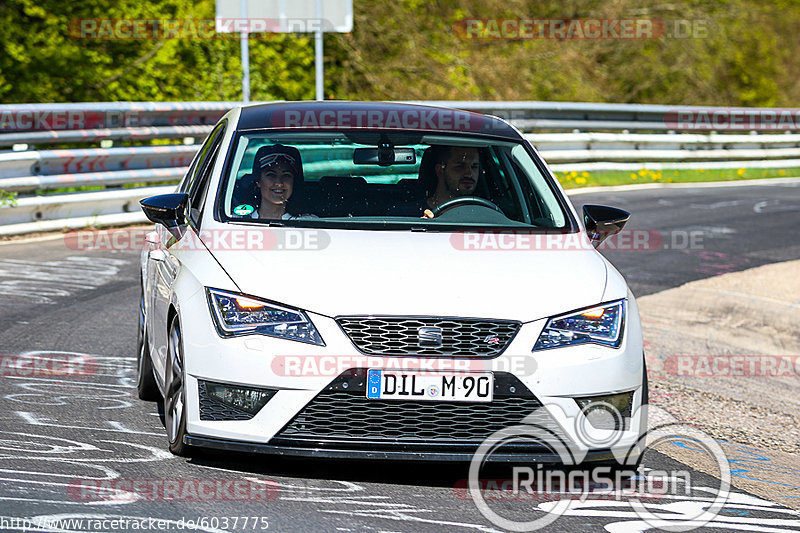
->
xmin=557 ymin=166 xmax=800 ymax=189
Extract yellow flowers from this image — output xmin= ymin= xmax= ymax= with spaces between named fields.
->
xmin=633 ymin=168 xmax=662 ymax=181
xmin=556 ymin=166 xmax=798 ymax=189
xmin=556 ymin=170 xmax=593 ymax=186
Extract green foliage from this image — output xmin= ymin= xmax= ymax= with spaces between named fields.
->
xmin=0 ymin=0 xmax=799 ymax=105
xmin=0 ymin=190 xmax=18 ymax=207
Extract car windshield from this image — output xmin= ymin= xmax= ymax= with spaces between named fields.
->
xmin=218 ymin=131 xmax=570 ymax=230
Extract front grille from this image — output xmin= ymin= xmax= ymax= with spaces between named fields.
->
xmin=336 ymin=316 xmax=520 ymax=357
xmin=274 ymin=371 xmax=560 ymax=446
xmin=278 ymin=393 xmax=549 ymax=443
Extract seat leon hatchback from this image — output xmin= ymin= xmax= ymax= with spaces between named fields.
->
xmin=138 ymin=101 xmax=646 ymax=464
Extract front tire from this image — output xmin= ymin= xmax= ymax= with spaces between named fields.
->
xmin=165 ymin=317 xmax=191 ymax=456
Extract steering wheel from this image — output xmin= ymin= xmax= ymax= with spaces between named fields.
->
xmin=431 ymin=196 xmax=503 ymax=217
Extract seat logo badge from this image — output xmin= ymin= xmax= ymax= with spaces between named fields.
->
xmin=418 ymin=327 xmax=443 ymax=347
xmin=484 ymin=335 xmax=500 ymax=345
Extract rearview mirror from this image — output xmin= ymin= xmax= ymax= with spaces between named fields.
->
xmin=582 ymin=204 xmax=630 ymax=247
xmin=353 ymin=147 xmax=416 ymax=166
xmin=140 ymin=193 xmax=188 ymax=240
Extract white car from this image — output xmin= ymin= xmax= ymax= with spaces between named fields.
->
xmin=138 ymin=101 xmax=646 ymax=463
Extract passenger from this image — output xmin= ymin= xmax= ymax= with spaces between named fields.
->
xmin=251 ymin=144 xmax=304 ymax=220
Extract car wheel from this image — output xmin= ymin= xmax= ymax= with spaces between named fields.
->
xmin=165 ymin=317 xmax=191 ymax=456
xmin=136 ymin=288 xmax=159 ymax=401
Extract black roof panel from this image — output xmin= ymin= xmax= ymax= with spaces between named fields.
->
xmin=236 ymin=101 xmax=522 ymax=140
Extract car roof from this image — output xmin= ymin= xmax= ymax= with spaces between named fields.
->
xmin=235 ymin=101 xmax=523 ymax=140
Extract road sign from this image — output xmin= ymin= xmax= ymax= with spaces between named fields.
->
xmin=216 ymin=0 xmax=353 ymax=101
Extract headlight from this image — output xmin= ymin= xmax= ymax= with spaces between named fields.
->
xmin=206 ymin=288 xmax=324 ymax=345
xmin=533 ymin=300 xmax=625 ymax=351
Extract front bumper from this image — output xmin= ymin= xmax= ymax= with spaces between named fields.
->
xmin=184 ymin=434 xmax=636 ymax=463
xmin=176 ymin=287 xmax=646 ymax=463
xmin=187 ymin=368 xmax=645 ymax=464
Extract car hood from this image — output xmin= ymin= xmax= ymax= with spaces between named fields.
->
xmin=208 ymin=229 xmax=609 ymax=323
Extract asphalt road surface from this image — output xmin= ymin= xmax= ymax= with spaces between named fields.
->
xmin=0 ymin=181 xmax=798 ymax=532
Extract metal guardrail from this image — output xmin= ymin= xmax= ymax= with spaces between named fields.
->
xmin=0 ymin=126 xmax=214 ymax=147
xmin=409 ymin=101 xmax=800 ymax=132
xmin=1 ymin=100 xmax=800 ymax=236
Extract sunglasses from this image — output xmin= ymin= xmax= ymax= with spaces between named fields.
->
xmin=258 ymin=152 xmax=298 ymax=170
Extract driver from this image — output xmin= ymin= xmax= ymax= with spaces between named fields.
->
xmin=423 ymin=145 xmax=481 ymax=218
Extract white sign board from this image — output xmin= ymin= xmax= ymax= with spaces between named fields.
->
xmin=215 ymin=0 xmax=353 ymax=33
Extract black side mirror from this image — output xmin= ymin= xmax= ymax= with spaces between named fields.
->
xmin=583 ymin=204 xmax=630 ymax=247
xmin=140 ymin=193 xmax=189 ymax=240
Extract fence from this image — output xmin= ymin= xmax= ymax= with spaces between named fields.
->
xmin=1 ymin=101 xmax=799 ymax=235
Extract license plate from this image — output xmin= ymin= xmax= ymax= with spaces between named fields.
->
xmin=366 ymin=369 xmax=493 ymax=402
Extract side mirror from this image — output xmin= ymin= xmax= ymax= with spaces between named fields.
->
xmin=583 ymin=204 xmax=630 ymax=247
xmin=140 ymin=193 xmax=188 ymax=240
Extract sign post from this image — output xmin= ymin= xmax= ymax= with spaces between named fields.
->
xmin=315 ymin=0 xmax=323 ymax=101
xmin=240 ymin=0 xmax=250 ymax=102
xmin=216 ymin=0 xmax=353 ymax=102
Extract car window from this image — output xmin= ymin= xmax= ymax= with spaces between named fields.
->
xmin=188 ymin=127 xmax=225 ymax=225
xmin=188 ymin=144 xmax=221 ymax=225
xmin=218 ymin=131 xmax=570 ymax=231
xmin=180 ymin=122 xmax=226 ymax=197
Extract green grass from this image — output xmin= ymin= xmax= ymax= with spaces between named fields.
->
xmin=556 ymin=166 xmax=800 ymax=189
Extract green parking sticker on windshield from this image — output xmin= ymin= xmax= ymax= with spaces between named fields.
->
xmin=233 ymin=204 xmax=254 ymax=216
